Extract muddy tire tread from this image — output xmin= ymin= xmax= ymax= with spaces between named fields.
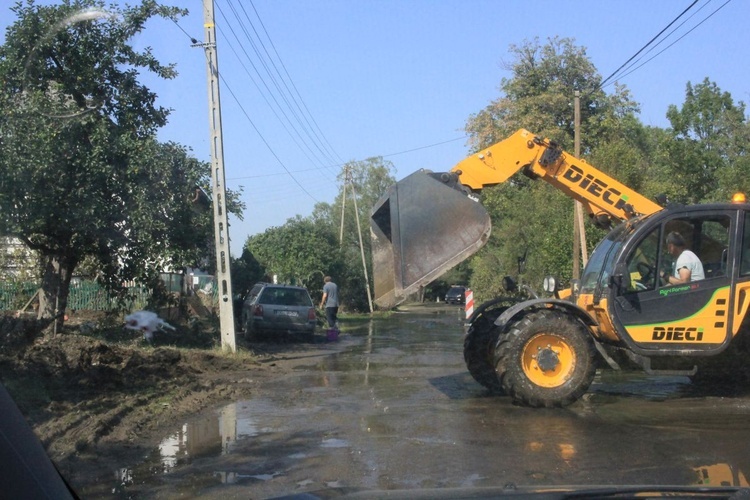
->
xmin=463 ymin=308 xmax=506 ymax=393
xmin=494 ymin=308 xmax=597 ymax=408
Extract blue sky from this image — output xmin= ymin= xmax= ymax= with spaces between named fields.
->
xmin=4 ymin=1 xmax=748 ymax=257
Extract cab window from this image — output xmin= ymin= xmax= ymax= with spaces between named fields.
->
xmin=625 ymin=227 xmax=660 ymax=291
xmin=663 ymin=216 xmax=730 ymax=280
xmin=624 ymin=213 xmax=731 ymax=292
xmin=741 ymin=212 xmax=750 ymax=276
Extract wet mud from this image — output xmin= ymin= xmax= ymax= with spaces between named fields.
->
xmin=72 ymin=305 xmax=750 ymax=498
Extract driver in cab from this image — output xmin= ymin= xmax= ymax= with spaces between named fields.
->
xmin=661 ymin=231 xmax=705 ymax=285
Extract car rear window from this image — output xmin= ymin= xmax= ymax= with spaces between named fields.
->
xmin=259 ymin=288 xmax=313 ymax=306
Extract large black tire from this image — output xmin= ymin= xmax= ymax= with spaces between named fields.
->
xmin=495 ymin=308 xmax=597 ymax=408
xmin=463 ymin=307 xmax=506 ymax=393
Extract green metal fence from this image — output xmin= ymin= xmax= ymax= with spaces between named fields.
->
xmin=0 ymin=273 xmax=219 ymax=312
xmin=0 ymin=281 xmax=150 ymax=311
xmin=0 ymin=282 xmax=38 ymax=311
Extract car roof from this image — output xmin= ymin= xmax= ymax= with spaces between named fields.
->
xmin=255 ymin=282 xmax=309 ymax=291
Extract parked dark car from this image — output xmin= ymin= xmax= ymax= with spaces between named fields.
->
xmin=242 ymin=283 xmax=317 ymax=341
xmin=444 ymin=285 xmax=466 ymax=305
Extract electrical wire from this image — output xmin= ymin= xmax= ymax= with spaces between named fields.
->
xmin=214 ymin=3 xmax=338 ymax=181
xmin=231 ymin=0 xmax=343 ymax=166
xmin=599 ymin=0 xmax=700 ymax=89
xmin=227 ymin=135 xmax=468 ymax=181
xmin=609 ymin=0 xmax=734 ymax=84
xmin=217 ymin=0 xmax=341 ymax=178
xmin=243 ymin=0 xmax=345 ymax=166
xmin=217 ymin=69 xmax=321 ymax=203
xmin=215 ymin=22 xmax=337 ymax=182
xmin=170 ymin=16 xmax=469 ymax=206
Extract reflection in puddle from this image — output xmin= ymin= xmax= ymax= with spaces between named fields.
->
xmin=114 ymin=399 xmax=270 ymax=488
xmin=156 ymin=400 xmax=260 ymax=463
xmin=694 ymin=463 xmax=749 ymax=487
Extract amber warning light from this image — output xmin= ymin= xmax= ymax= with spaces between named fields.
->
xmin=732 ymin=192 xmax=747 ymax=203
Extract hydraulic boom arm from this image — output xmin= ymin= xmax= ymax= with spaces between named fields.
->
xmin=452 ymin=128 xmax=661 ymax=225
xmin=370 ymin=128 xmax=662 ymax=308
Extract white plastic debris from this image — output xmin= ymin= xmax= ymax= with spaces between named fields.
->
xmin=124 ymin=310 xmax=175 ymax=342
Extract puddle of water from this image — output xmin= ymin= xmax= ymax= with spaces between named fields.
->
xmin=110 ymin=398 xmax=285 ymax=491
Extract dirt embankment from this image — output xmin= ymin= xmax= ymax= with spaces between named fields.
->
xmin=0 ymin=311 xmax=327 ymax=485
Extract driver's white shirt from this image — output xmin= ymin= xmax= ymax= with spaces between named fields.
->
xmin=673 ymin=250 xmax=705 ymax=281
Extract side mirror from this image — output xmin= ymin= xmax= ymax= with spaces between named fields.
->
xmin=610 ymin=262 xmax=629 ymax=293
xmin=609 ymin=274 xmax=624 ymax=292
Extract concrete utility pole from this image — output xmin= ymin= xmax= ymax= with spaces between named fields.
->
xmin=201 ymin=0 xmax=236 ymax=352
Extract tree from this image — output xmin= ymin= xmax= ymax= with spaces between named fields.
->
xmin=663 ymin=78 xmax=750 ymax=204
xmin=466 ymin=36 xmax=615 ymax=150
xmin=243 ymin=157 xmax=395 ymax=311
xmin=0 ymin=1 xmax=241 ymax=328
xmin=230 ymin=248 xmax=266 ymax=299
xmin=462 ymin=37 xmax=646 ymax=294
xmin=245 ymin=215 xmax=342 ymax=295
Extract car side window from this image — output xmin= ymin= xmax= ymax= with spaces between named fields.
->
xmin=246 ymin=284 xmax=263 ymax=303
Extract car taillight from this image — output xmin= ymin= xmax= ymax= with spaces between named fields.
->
xmin=254 ymin=305 xmax=264 ymax=317
xmin=307 ymin=308 xmax=316 ymax=320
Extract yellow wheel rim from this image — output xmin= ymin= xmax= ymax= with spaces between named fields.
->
xmin=521 ymin=333 xmax=576 ymax=388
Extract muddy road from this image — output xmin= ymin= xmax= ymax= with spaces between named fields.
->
xmin=78 ymin=304 xmax=750 ymax=498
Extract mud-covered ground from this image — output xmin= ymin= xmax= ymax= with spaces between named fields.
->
xmin=0 ymin=311 xmax=333 ymax=490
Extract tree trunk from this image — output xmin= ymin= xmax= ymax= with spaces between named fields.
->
xmin=38 ymin=253 xmax=77 ymax=334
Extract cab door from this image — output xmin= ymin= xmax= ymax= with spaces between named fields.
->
xmin=611 ymin=210 xmax=736 ymax=354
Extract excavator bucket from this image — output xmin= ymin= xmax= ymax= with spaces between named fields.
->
xmin=370 ymin=170 xmax=491 ymax=309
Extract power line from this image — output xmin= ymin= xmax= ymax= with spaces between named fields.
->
xmin=217 ymin=0 xmax=342 ymax=178
xmin=217 ymin=69 xmax=321 ymax=203
xmin=170 ymin=11 xmax=323 ymax=202
xmin=599 ymin=0 xmax=700 ymax=89
xmin=233 ymin=0 xmax=343 ymax=165
xmin=215 ymin=22 xmax=337 ymax=181
xmin=381 ymin=136 xmax=467 ymax=160
xmin=214 ymin=3 xmax=338 ymax=181
xmin=244 ymin=0 xmax=346 ymax=166
xmin=173 ymin=17 xmax=468 ymax=204
xmin=170 ymin=18 xmax=198 ymax=44
xmin=226 ymin=135 xmax=468 ymax=181
xmin=612 ymin=0 xmax=734 ymax=84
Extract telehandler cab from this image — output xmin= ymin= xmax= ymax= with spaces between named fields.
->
xmin=370 ymin=129 xmax=750 ymax=407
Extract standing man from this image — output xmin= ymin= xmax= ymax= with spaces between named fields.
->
xmin=320 ymin=276 xmax=339 ymax=329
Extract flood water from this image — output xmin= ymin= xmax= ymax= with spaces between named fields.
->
xmin=102 ymin=305 xmax=750 ymax=498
